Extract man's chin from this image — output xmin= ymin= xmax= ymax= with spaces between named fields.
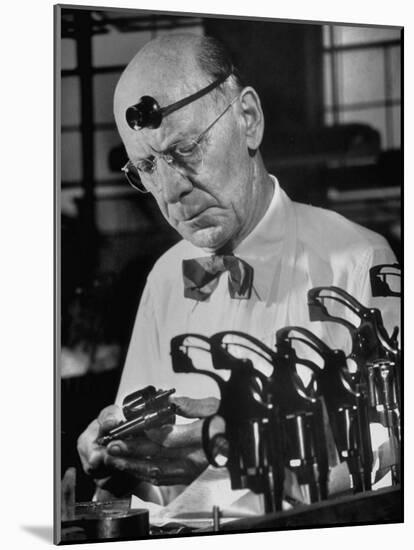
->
xmin=180 ymin=225 xmax=229 ymax=252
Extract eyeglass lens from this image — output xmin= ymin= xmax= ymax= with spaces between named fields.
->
xmin=124 ymin=140 xmax=203 ymax=192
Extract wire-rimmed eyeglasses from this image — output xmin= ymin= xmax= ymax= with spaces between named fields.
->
xmin=122 ymin=95 xmax=239 ymax=194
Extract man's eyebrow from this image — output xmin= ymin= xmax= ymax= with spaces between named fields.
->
xmin=149 ymin=131 xmax=193 ymax=155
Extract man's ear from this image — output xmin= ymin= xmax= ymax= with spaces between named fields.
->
xmin=238 ymin=86 xmax=264 ymax=151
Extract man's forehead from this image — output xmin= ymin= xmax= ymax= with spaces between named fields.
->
xmin=122 ymin=71 xmax=189 ymax=105
xmin=116 ymin=43 xmax=204 ymax=107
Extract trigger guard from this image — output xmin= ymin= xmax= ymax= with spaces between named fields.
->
xmin=202 ymin=416 xmax=226 ymax=468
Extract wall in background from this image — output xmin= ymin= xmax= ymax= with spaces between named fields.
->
xmin=323 ymin=25 xmax=401 ymax=150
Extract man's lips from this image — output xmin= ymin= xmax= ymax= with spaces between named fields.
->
xmin=184 ymin=210 xmax=206 ymax=222
xmin=176 ymin=205 xmax=217 ymax=223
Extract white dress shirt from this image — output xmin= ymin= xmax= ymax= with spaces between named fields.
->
xmin=118 ymin=176 xmax=399 ymax=401
xmin=116 ymin=176 xmax=400 ymax=506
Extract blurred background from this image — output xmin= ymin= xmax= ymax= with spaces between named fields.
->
xmin=58 ymin=6 xmax=402 ymax=499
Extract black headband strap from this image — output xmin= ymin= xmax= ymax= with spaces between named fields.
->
xmin=161 ymin=72 xmax=231 ymax=118
xmin=125 ymin=72 xmax=231 ymax=131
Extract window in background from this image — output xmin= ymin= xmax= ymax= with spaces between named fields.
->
xmin=60 ymin=10 xmax=204 ymax=231
xmin=323 ymin=25 xmax=401 ymax=150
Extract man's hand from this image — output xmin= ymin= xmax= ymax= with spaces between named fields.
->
xmin=77 ymin=404 xmax=124 ymax=486
xmin=103 ymin=396 xmax=219 ymax=486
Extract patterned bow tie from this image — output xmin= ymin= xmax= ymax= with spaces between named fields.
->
xmin=182 ymin=255 xmax=254 ymax=301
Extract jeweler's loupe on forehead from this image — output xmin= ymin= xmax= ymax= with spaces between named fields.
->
xmin=125 ymin=72 xmax=231 ymax=131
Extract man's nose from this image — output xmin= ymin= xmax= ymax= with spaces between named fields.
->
xmin=156 ymin=158 xmax=193 ymax=203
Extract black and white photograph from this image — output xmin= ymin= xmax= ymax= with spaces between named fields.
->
xmin=55 ymin=3 xmax=402 ymax=544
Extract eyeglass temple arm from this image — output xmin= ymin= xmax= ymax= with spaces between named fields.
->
xmin=160 ymin=72 xmax=230 ymax=119
xmin=195 ymin=95 xmax=239 ymax=144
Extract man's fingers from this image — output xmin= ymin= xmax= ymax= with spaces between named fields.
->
xmin=87 ymin=449 xmax=107 ymax=472
xmin=107 ymin=437 xmax=203 ymax=460
xmin=79 ymin=446 xmax=113 ymax=479
xmin=77 ymin=420 xmax=100 ymax=471
xmin=80 ymin=450 xmax=112 ymax=479
xmin=107 ymin=437 xmax=161 ymax=458
xmin=170 ymin=396 xmax=219 ymax=418
xmin=146 ymin=419 xmax=204 ymax=448
xmin=104 ymin=455 xmax=158 ymax=480
xmin=104 ymin=450 xmax=207 ymax=485
xmin=77 ymin=417 xmax=114 ymax=478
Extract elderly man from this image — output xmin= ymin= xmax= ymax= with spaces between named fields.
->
xmin=78 ymin=34 xmax=399 ymax=508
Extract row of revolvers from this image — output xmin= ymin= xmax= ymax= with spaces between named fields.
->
xmin=169 ymin=264 xmax=401 ymax=514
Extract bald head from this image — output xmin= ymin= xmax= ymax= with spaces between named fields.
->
xmin=114 ymin=34 xmax=242 ymax=139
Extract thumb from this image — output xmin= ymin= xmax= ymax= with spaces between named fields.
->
xmin=97 ymin=404 xmax=124 ymax=435
xmin=170 ymin=396 xmax=219 ymax=418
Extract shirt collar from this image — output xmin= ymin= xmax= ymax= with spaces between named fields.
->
xmin=234 ymin=175 xmax=285 ymax=259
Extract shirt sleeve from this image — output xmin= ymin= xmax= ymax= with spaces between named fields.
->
xmin=116 ymin=281 xmax=162 ymax=406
